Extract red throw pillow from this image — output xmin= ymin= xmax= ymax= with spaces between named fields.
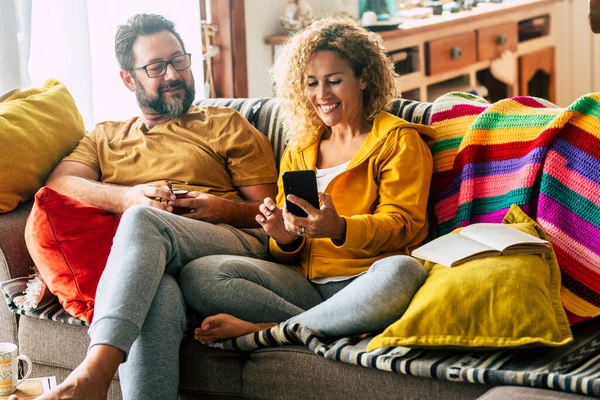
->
xmin=24 ymin=187 xmax=121 ymax=323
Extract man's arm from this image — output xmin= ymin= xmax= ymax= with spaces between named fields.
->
xmin=46 ymin=161 xmax=175 ymax=214
xmin=228 ymin=183 xmax=278 ymax=227
xmin=173 ymin=183 xmax=277 ymax=228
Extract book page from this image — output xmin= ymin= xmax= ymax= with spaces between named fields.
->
xmin=459 ymin=223 xmax=548 ymax=251
xmin=411 ymin=233 xmax=500 ymax=267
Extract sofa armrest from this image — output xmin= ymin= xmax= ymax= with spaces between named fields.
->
xmin=0 ymin=201 xmax=33 ymax=344
xmin=0 ymin=201 xmax=34 ymax=281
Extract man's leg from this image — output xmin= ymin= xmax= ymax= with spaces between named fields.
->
xmin=118 ymin=274 xmax=187 ymax=400
xmin=34 ymin=206 xmax=268 ymax=400
xmin=90 ymin=205 xmax=268 ymax=357
xmin=289 ymin=255 xmax=427 ymax=336
xmin=180 ymin=255 xmax=323 ymax=323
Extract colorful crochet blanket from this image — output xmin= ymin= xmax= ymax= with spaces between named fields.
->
xmin=430 ymin=92 xmax=600 ymax=324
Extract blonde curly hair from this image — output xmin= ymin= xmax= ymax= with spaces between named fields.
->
xmin=270 ymin=16 xmax=398 ymax=149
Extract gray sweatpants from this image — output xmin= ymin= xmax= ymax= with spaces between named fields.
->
xmin=179 ymin=254 xmax=427 ymax=337
xmin=89 ymin=205 xmax=269 ymax=400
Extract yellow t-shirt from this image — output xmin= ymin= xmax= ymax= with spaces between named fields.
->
xmin=64 ymin=105 xmax=278 ymax=200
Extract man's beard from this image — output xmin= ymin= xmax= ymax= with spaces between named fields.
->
xmin=134 ymin=75 xmax=195 ymax=119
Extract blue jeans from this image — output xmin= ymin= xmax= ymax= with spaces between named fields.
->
xmin=179 ymin=254 xmax=427 ymax=337
xmin=89 ymin=206 xmax=269 ymax=400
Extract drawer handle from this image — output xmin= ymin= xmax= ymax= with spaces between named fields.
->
xmin=450 ymin=47 xmax=462 ymax=60
xmin=496 ymin=34 xmax=508 ymax=45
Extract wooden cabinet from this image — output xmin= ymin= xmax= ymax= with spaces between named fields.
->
xmin=265 ymin=0 xmax=559 ymax=103
xmin=426 ymin=32 xmax=477 ymax=75
xmin=477 ymin=22 xmax=518 ymax=62
xmin=519 ymin=46 xmax=555 ymax=103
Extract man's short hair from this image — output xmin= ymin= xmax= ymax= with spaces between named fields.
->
xmin=115 ymin=14 xmax=186 ymax=71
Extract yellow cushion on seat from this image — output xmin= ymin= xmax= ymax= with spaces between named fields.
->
xmin=367 ymin=204 xmax=573 ymax=351
xmin=0 ymin=79 xmax=84 ymax=213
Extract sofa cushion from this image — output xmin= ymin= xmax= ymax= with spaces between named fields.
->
xmin=179 ymin=335 xmax=247 ymax=398
xmin=367 ymin=204 xmax=573 ymax=350
xmin=24 ymin=187 xmax=120 ymax=323
xmin=0 ymin=80 xmax=85 ymax=213
xmin=242 ymin=346 xmax=492 ymax=400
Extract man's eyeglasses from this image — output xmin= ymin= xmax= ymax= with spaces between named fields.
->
xmin=133 ymin=53 xmax=192 ymax=78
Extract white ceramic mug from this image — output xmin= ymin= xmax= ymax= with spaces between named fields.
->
xmin=0 ymin=343 xmax=32 ymax=395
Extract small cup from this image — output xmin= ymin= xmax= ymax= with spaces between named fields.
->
xmin=172 ymin=189 xmax=189 ymax=198
xmin=0 ymin=343 xmax=32 ymax=395
xmin=361 ymin=11 xmax=377 ymax=26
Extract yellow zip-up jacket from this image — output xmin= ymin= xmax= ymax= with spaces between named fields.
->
xmin=270 ymin=111 xmax=436 ymax=280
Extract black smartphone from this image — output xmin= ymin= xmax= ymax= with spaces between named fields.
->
xmin=282 ymin=170 xmax=320 ymax=218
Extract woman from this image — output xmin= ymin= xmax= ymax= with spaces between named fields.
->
xmin=179 ymin=16 xmax=436 ymax=342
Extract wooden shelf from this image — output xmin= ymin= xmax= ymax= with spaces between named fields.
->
xmin=264 ymin=0 xmax=557 ymax=46
xmin=265 ymin=0 xmax=559 ymax=103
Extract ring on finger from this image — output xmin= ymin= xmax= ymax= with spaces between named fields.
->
xmin=299 ymin=226 xmax=305 ymax=235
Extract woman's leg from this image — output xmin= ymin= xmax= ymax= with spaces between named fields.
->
xmin=118 ymin=274 xmax=187 ymax=400
xmin=180 ymin=255 xmax=425 ymax=342
xmin=288 ymin=255 xmax=426 ymax=336
xmin=180 ymin=255 xmax=323 ymax=323
xmin=180 ymin=255 xmax=324 ymax=341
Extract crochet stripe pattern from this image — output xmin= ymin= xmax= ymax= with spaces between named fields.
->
xmin=430 ymin=92 xmax=600 ymax=324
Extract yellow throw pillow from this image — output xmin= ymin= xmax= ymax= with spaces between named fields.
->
xmin=0 ymin=79 xmax=85 ymax=213
xmin=367 ymin=204 xmax=573 ymax=351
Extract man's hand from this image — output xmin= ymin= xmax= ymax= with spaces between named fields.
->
xmin=168 ymin=191 xmax=227 ymax=223
xmin=122 ymin=184 xmax=176 ymax=212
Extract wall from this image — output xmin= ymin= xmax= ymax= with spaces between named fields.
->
xmin=244 ymin=0 xmax=344 ymax=98
xmin=555 ymin=0 xmax=600 ymax=107
xmin=0 ymin=0 xmax=22 ymax=95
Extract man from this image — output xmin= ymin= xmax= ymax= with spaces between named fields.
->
xmin=18 ymin=14 xmax=277 ymax=400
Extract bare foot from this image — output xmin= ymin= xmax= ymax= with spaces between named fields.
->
xmin=194 ymin=313 xmax=277 ymax=344
xmin=31 ymin=345 xmax=122 ymax=399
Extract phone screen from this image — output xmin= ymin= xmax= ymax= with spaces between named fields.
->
xmin=171 ymin=189 xmax=193 ymax=214
xmin=282 ymin=170 xmax=320 ymax=218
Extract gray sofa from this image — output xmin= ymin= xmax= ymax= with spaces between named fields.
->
xmin=0 ymin=97 xmax=592 ymax=399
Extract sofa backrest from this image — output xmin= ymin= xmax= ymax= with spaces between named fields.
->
xmin=195 ymin=98 xmax=433 ymax=167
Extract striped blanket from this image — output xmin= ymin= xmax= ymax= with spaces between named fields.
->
xmin=430 ymin=93 xmax=600 ymax=324
xmin=214 ymin=315 xmax=600 ymax=397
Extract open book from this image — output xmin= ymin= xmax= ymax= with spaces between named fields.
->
xmin=411 ymin=223 xmax=552 ymax=267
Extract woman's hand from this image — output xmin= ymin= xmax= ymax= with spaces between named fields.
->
xmin=283 ymin=192 xmax=346 ymax=242
xmin=256 ymin=197 xmax=299 ymax=245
